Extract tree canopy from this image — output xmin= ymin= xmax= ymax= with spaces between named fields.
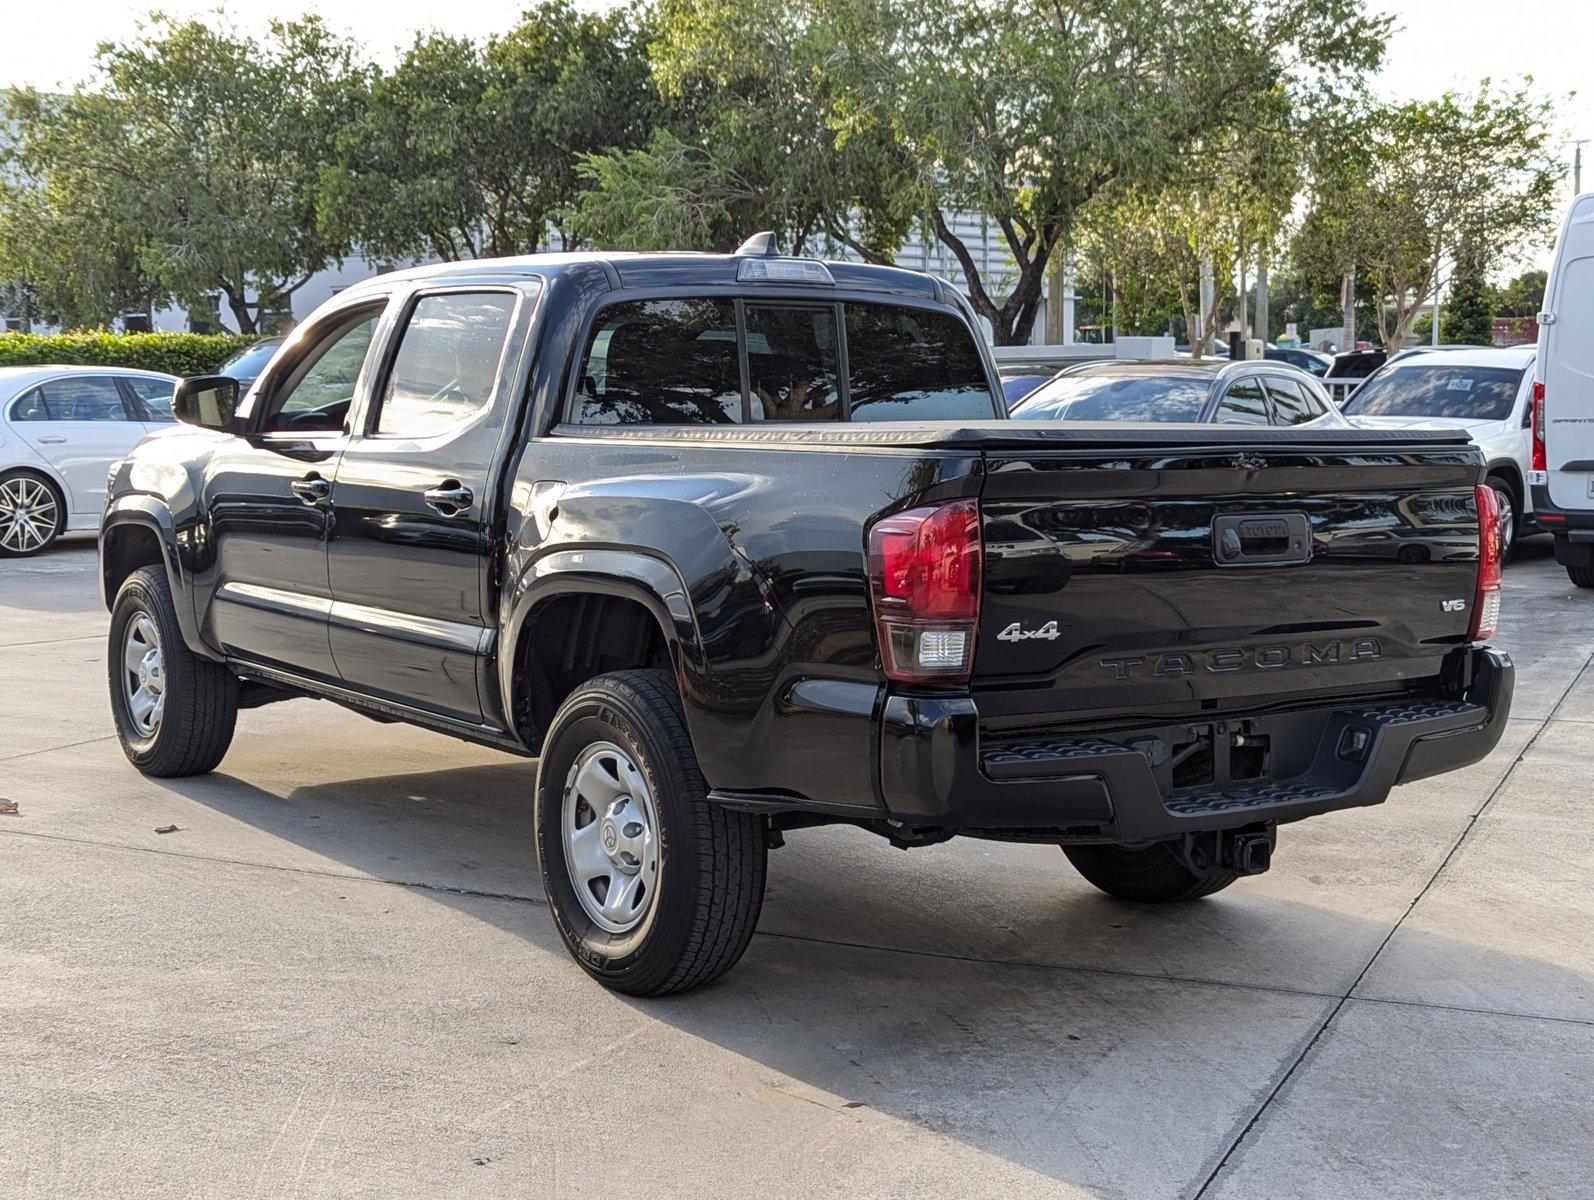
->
xmin=1293 ymin=85 xmax=1561 ymax=351
xmin=2 ymin=16 xmax=363 ymax=332
xmin=319 ymin=2 xmax=655 ymax=262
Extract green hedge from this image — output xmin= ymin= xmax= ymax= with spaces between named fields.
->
xmin=0 ymin=331 xmax=263 ymax=377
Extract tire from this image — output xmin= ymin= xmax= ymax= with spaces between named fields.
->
xmin=1569 ymin=564 xmax=1594 ymax=589
xmin=535 ymin=669 xmax=766 ymax=996
xmin=0 ymin=469 xmax=65 ymax=557
xmin=108 ymin=566 xmax=239 ymax=777
xmin=1486 ymin=475 xmax=1518 ymax=565
xmin=1062 ymin=840 xmax=1238 ymax=903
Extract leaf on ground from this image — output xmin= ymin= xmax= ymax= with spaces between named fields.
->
xmin=153 ymin=824 xmax=179 ymax=834
xmin=0 ymin=799 xmax=17 ymax=815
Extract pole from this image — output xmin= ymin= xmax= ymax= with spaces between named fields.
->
xmin=1046 ymin=254 xmax=1064 ymax=345
xmin=1432 ymin=295 xmax=1440 ymax=346
xmin=1256 ymin=249 xmax=1270 ymax=347
xmin=1577 ymin=141 xmax=1586 ymax=195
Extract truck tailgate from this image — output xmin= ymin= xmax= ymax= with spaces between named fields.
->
xmin=974 ymin=430 xmax=1484 ymax=726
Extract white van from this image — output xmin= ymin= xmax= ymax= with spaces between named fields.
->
xmin=1532 ymin=192 xmax=1594 ymax=587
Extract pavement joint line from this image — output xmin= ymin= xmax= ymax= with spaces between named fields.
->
xmin=9 ymin=822 xmax=1589 ymax=1036
xmin=1345 ymin=992 xmax=1594 ymax=1030
xmin=0 ymin=826 xmax=549 ymax=906
xmin=0 ymin=633 xmax=104 ymax=649
xmin=0 ymin=734 xmax=118 ymax=764
xmin=1187 ymin=649 xmax=1594 ymax=1200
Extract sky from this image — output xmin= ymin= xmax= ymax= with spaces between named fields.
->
xmin=3 ymin=0 xmax=1590 ymax=270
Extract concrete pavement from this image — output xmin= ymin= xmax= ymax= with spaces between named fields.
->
xmin=2 ymin=535 xmax=1590 ymax=1198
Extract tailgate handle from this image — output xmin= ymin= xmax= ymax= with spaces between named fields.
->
xmin=1214 ymin=513 xmax=1311 ymax=566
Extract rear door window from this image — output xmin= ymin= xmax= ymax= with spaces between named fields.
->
xmin=575 ymin=299 xmax=742 ymax=424
xmin=123 ymin=376 xmax=178 ymax=422
xmin=571 ymin=296 xmax=997 ymax=425
xmin=845 ymin=303 xmax=998 ymax=421
xmin=1215 ymin=380 xmax=1270 ymax=425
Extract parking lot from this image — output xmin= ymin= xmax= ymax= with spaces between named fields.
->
xmin=2 ymin=534 xmax=1590 ymax=1199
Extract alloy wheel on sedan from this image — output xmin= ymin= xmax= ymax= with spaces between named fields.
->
xmin=1490 ymin=481 xmax=1516 ymax=562
xmin=0 ymin=474 xmax=60 ymax=555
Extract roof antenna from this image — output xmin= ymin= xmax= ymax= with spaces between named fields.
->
xmin=735 ymin=231 xmax=779 ymax=257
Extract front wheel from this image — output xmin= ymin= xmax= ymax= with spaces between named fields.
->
xmin=535 ymin=669 xmax=767 ymax=995
xmin=1062 ymin=840 xmax=1238 ymax=903
xmin=108 ymin=566 xmax=239 ymax=776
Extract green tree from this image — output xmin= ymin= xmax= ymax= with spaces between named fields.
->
xmin=322 ymin=2 xmax=654 ymax=262
xmin=1294 ymin=85 xmax=1560 ymax=352
xmin=1441 ymin=246 xmax=1495 ymax=344
xmin=576 ymin=0 xmax=1386 ymax=344
xmin=1 ymin=17 xmax=361 ymax=333
xmin=1492 ymin=269 xmax=1547 ymax=317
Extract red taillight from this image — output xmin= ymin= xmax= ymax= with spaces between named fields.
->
xmin=1470 ymin=484 xmax=1502 ymax=642
xmin=867 ymin=499 xmax=982 ymax=683
xmin=1531 ymin=380 xmax=1547 ymax=472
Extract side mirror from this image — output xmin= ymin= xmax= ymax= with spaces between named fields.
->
xmin=172 ymin=375 xmax=240 ymax=431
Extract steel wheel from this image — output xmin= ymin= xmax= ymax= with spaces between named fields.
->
xmin=561 ymin=741 xmax=661 ymax=934
xmin=0 ymin=474 xmax=60 ymax=554
xmin=121 ymin=614 xmax=166 ymax=739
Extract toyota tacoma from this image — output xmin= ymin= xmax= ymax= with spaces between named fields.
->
xmin=101 ymin=241 xmax=1513 ymax=994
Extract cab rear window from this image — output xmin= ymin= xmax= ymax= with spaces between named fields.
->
xmin=573 ymin=297 xmax=998 ymax=425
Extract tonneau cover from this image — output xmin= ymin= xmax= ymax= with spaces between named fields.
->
xmin=550 ymin=420 xmax=1477 ymax=452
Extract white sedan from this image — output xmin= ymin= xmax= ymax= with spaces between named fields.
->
xmin=0 ymin=365 xmax=177 ymax=556
xmin=1342 ymin=345 xmax=1536 ymax=559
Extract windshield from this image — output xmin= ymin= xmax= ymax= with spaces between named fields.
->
xmin=1012 ymin=374 xmax=1210 ymax=422
xmin=1345 ymin=365 xmax=1523 ymax=421
xmin=218 ymin=340 xmax=281 ymax=379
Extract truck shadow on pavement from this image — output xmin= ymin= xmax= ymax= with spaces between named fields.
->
xmin=148 ymin=744 xmax=1592 ymax=1195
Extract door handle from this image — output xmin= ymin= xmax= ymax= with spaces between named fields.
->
xmin=422 ymin=481 xmax=473 ymax=516
xmin=290 ymin=474 xmax=331 ymax=504
xmin=36 ymin=436 xmax=68 ymax=445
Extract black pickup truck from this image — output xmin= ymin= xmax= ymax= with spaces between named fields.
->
xmin=101 ymin=242 xmax=1513 ymax=995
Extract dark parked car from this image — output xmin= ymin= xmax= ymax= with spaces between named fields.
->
xmin=214 ymin=336 xmax=285 ymax=389
xmin=1011 ymin=359 xmax=1345 ymax=427
xmin=998 ymin=366 xmax=1055 ymax=408
xmin=101 ymin=242 xmax=1512 ymax=995
xmin=1327 ymin=347 xmax=1388 ymax=380
xmin=1266 ymin=346 xmax=1333 ymax=376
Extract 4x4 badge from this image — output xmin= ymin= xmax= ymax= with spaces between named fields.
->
xmin=997 ymin=620 xmax=1061 ymax=643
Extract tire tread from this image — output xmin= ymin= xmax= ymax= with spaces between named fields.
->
xmin=110 ymin=566 xmax=238 ymax=777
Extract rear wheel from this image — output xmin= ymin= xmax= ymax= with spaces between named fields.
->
xmin=535 ymin=669 xmax=766 ymax=995
xmin=1568 ymin=564 xmax=1594 ymax=589
xmin=1063 ymin=840 xmax=1238 ymax=903
xmin=108 ymin=566 xmax=239 ymax=776
xmin=0 ymin=470 xmax=64 ymax=557
xmin=1486 ymin=475 xmax=1518 ymax=564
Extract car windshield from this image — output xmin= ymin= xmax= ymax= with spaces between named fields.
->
xmin=218 ymin=340 xmax=280 ymax=379
xmin=1344 ymin=365 xmax=1523 ymax=421
xmin=1012 ymin=373 xmax=1210 ymax=422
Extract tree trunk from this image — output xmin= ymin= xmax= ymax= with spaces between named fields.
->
xmin=1340 ymin=269 xmax=1356 ymax=351
xmin=223 ymin=288 xmax=257 ymax=336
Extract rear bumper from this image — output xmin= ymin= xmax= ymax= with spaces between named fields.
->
xmin=1531 ymin=484 xmax=1594 ymax=565
xmin=876 ymin=647 xmax=1513 ymax=839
